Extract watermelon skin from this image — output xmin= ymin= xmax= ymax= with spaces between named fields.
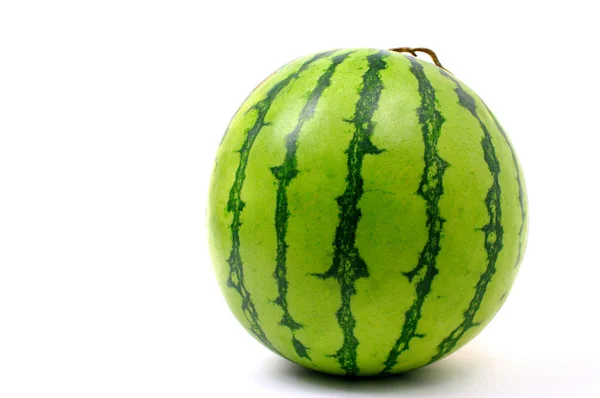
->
xmin=208 ymin=48 xmax=528 ymax=376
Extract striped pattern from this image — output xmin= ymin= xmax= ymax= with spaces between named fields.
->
xmin=381 ymin=56 xmax=448 ymax=374
xmin=313 ymin=50 xmax=387 ymax=375
xmin=223 ymin=50 xmax=335 ymax=353
xmin=429 ymin=69 xmax=505 ymax=364
xmin=271 ymin=51 xmax=354 ymax=360
xmin=208 ymin=48 xmax=528 ymax=376
xmin=484 ymin=104 xmax=527 ymax=268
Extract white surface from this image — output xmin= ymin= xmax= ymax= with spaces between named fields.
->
xmin=1 ymin=1 xmax=599 ymax=397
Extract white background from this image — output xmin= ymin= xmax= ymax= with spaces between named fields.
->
xmin=1 ymin=1 xmax=599 ymax=397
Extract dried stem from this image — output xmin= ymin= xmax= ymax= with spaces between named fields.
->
xmin=390 ymin=47 xmax=450 ymax=72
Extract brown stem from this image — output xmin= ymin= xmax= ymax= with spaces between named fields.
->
xmin=390 ymin=47 xmax=449 ymax=72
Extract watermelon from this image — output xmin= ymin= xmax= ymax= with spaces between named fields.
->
xmin=207 ymin=48 xmax=528 ymax=376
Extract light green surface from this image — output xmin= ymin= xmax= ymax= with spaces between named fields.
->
xmin=207 ymin=48 xmax=528 ymax=376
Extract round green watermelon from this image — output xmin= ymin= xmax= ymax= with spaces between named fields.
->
xmin=207 ymin=48 xmax=528 ymax=376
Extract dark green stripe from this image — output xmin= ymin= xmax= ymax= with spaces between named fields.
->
xmin=429 ymin=70 xmax=504 ymax=364
xmin=314 ymin=50 xmax=388 ymax=375
xmin=381 ymin=56 xmax=448 ymax=374
xmin=483 ymin=104 xmax=526 ymax=268
xmin=271 ymin=51 xmax=354 ymax=360
xmin=225 ymin=50 xmax=336 ymax=353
